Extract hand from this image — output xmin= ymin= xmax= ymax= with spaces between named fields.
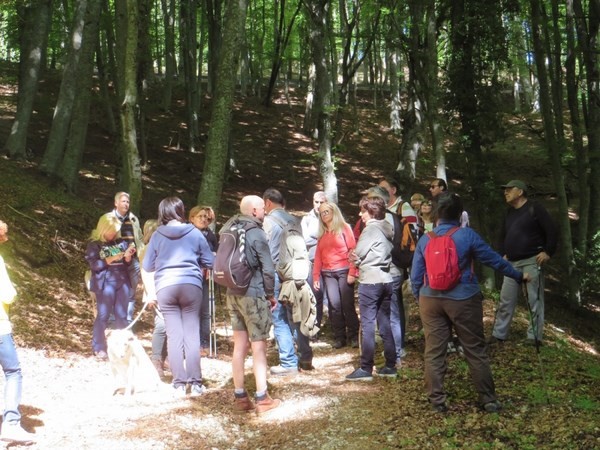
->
xmin=313 ymin=280 xmax=320 ymax=291
xmin=267 ymin=296 xmax=277 ymax=312
xmin=146 ymin=299 xmax=158 ymax=309
xmin=347 ymin=274 xmax=356 ymax=285
xmin=522 ymin=272 xmax=531 ymax=283
xmin=535 ymin=251 xmax=550 ymax=267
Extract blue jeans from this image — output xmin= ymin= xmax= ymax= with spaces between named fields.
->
xmin=92 ymin=279 xmax=130 ymax=352
xmin=389 ymin=275 xmax=404 ymax=359
xmin=358 ymin=282 xmax=395 ymax=372
xmin=0 ymin=334 xmax=22 ymax=424
xmin=284 ymin=304 xmax=313 ymax=363
xmin=272 ymin=277 xmax=298 ymax=368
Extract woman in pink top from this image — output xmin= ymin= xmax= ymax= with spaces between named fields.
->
xmin=313 ymin=202 xmax=359 ymax=349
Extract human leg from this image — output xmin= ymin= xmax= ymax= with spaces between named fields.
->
xmin=0 ymin=334 xmax=22 ymax=425
xmin=285 ymin=304 xmax=313 ymax=364
xmin=158 ymin=285 xmax=186 ymax=387
xmin=113 ymin=281 xmax=131 ymax=330
xmin=358 ymin=284 xmax=381 ymax=372
xmin=151 ymin=311 xmax=167 ymax=362
xmin=178 ymin=284 xmax=203 ymax=385
xmin=92 ymin=287 xmax=116 ymax=353
xmin=271 ymin=276 xmax=297 ymax=368
xmin=389 ymin=275 xmax=404 ymax=360
xmin=419 ymin=294 xmax=452 ymax=407
xmin=376 ymin=283 xmax=396 ymax=368
xmin=492 ymin=270 xmax=520 ymax=340
xmin=322 ymin=272 xmax=346 ymax=344
xmin=307 ymin=270 xmax=324 ymax=329
xmin=232 ymin=330 xmax=250 ymax=390
xmin=338 ymin=271 xmax=359 ymax=342
xmin=523 ymin=263 xmax=544 ymax=341
xmin=449 ymin=294 xmax=496 ymax=405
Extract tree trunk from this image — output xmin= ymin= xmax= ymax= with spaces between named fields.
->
xmin=60 ymin=0 xmax=102 ymax=192
xmin=4 ymin=0 xmax=52 ymax=159
xmin=206 ymin=0 xmax=224 ymax=96
xmin=181 ymin=0 xmax=199 ymax=151
xmin=39 ymin=0 xmax=88 ymax=175
xmin=304 ymin=0 xmax=337 ymax=203
xmin=197 ymin=0 xmax=248 ymax=212
xmin=115 ymin=0 xmax=142 ymax=213
xmin=566 ymin=0 xmax=589 ymax=255
xmin=530 ymin=0 xmax=581 ymax=305
xmin=161 ymin=0 xmax=176 ymax=111
xmin=388 ymin=46 xmax=401 ymax=135
xmin=303 ymin=62 xmax=317 ymax=136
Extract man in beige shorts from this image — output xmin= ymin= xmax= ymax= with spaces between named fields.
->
xmin=222 ymin=195 xmax=281 ymax=414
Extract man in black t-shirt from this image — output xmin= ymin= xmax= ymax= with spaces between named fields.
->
xmin=489 ymin=180 xmax=558 ymax=345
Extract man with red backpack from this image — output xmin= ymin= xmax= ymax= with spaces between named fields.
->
xmin=410 ymin=192 xmax=529 ymax=413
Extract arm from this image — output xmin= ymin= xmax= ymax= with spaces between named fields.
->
xmin=312 ymin=239 xmax=323 ymax=290
xmin=410 ymin=238 xmax=428 ymax=299
xmin=343 ymin=224 xmax=358 ymax=279
xmin=471 ymin=231 xmax=524 ymax=282
xmin=534 ymin=203 xmax=558 ymax=258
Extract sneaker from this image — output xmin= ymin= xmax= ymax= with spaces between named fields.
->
xmin=0 ymin=423 xmax=35 ymax=444
xmin=172 ymin=385 xmax=187 ymax=398
xmin=332 ymin=340 xmax=346 ymax=349
xmin=350 ymin=338 xmax=359 ymax=349
xmin=190 ymin=384 xmax=207 ymax=397
xmin=94 ymin=350 xmax=108 ymax=361
xmin=298 ymin=361 xmax=315 ymax=371
xmin=483 ymin=400 xmax=502 ymax=413
xmin=399 ymin=348 xmax=408 ymax=358
xmin=377 ymin=366 xmax=398 ymax=378
xmin=432 ymin=403 xmax=448 ymax=413
xmin=152 ymin=359 xmax=165 ymax=378
xmin=395 ymin=358 xmax=403 ymax=370
xmin=233 ymin=395 xmax=255 ymax=413
xmin=270 ymin=365 xmax=299 ymax=376
xmin=255 ymin=393 xmax=281 ymax=414
xmin=345 ymin=368 xmax=373 ymax=381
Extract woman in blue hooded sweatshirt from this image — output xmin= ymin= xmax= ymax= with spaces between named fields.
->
xmin=142 ymin=197 xmax=214 ymax=397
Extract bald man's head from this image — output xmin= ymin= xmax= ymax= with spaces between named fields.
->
xmin=240 ymin=195 xmax=266 ymax=221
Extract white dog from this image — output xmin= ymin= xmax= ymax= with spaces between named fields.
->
xmin=106 ymin=329 xmax=162 ymax=396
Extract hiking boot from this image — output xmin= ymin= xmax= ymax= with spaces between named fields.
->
xmin=233 ymin=394 xmax=255 ymax=413
xmin=432 ymin=403 xmax=448 ymax=413
xmin=345 ymin=368 xmax=373 ymax=381
xmin=486 ymin=336 xmax=505 ymax=346
xmin=190 ymin=384 xmax=207 ymax=397
xmin=270 ymin=365 xmax=299 ymax=376
xmin=350 ymin=338 xmax=360 ymax=349
xmin=332 ymin=340 xmax=346 ymax=349
xmin=483 ymin=400 xmax=502 ymax=413
xmin=94 ymin=350 xmax=108 ymax=361
xmin=376 ymin=366 xmax=398 ymax=378
xmin=0 ymin=423 xmax=35 ymax=444
xmin=152 ymin=359 xmax=165 ymax=378
xmin=255 ymin=393 xmax=281 ymax=414
xmin=298 ymin=361 xmax=315 ymax=371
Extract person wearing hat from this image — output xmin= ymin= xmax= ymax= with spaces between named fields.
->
xmin=488 ymin=180 xmax=558 ymax=345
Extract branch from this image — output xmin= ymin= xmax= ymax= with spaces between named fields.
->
xmin=7 ymin=205 xmax=45 ymax=226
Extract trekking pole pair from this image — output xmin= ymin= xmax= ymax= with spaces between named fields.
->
xmin=522 ymin=270 xmax=550 ymax=405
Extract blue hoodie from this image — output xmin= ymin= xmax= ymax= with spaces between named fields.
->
xmin=142 ymin=223 xmax=214 ymax=293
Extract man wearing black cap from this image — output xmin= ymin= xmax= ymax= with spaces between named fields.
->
xmin=489 ymin=180 xmax=558 ymax=345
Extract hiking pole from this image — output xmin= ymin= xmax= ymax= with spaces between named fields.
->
xmin=522 ymin=278 xmax=551 ymax=405
xmin=208 ymin=270 xmax=217 ymax=358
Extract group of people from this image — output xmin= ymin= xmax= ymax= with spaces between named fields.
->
xmin=83 ymin=175 xmax=557 ymax=414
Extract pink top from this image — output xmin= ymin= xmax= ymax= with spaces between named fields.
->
xmin=313 ymin=224 xmax=357 ymax=279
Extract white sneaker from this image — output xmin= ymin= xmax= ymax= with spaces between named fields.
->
xmin=190 ymin=384 xmax=207 ymax=397
xmin=0 ymin=423 xmax=36 ymax=443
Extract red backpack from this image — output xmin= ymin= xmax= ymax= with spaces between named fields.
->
xmin=424 ymin=227 xmax=461 ymax=290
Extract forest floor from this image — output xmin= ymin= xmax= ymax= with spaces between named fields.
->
xmin=0 ymin=67 xmax=599 ymax=449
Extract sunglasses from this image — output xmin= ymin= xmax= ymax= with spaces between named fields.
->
xmin=320 ymin=210 xmax=331 ymax=217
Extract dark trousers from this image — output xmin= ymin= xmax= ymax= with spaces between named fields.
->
xmin=322 ymin=269 xmax=359 ymax=343
xmin=419 ymin=293 xmax=496 ymax=406
xmin=307 ymin=269 xmax=325 ymax=328
xmin=158 ymin=283 xmax=203 ymax=387
xmin=358 ymin=282 xmax=395 ymax=371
